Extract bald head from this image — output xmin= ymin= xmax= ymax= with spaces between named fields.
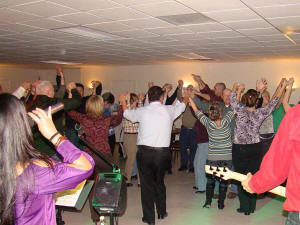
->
xmin=214 ymin=83 xmax=226 ymax=97
xmin=222 ymin=88 xmax=232 ymax=106
xmin=36 ymin=80 xmax=54 ymax=98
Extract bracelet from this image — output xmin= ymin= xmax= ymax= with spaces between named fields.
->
xmin=55 ymin=136 xmax=67 ymax=148
xmin=49 ymin=132 xmax=59 ymax=142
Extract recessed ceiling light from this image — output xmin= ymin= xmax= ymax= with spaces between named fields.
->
xmin=53 ymin=26 xmax=121 ymax=40
xmin=173 ymin=52 xmax=213 ymax=60
xmin=40 ymin=60 xmax=81 ymax=65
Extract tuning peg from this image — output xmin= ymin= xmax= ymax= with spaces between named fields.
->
xmin=220 ymin=175 xmax=224 ymax=178
xmin=216 ymin=166 xmax=220 ymax=172
xmin=223 ymin=167 xmax=227 ymax=172
xmin=209 ymin=163 xmax=213 ymax=170
xmin=213 ymin=172 xmax=217 ymax=176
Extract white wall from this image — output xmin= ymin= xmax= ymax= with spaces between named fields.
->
xmin=81 ymin=60 xmax=300 ymax=104
xmin=0 ymin=66 xmax=81 ymax=93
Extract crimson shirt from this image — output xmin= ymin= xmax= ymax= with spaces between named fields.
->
xmin=249 ymin=104 xmax=300 ymax=212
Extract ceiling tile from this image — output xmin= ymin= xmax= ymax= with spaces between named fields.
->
xmin=238 ymin=27 xmax=282 ymax=36
xmin=11 ymin=1 xmax=78 ymax=17
xmin=253 ymin=4 xmax=300 ymax=18
xmin=112 ymin=0 xmax=162 ymax=6
xmin=0 ymin=23 xmax=42 ymax=33
xmin=48 ymin=0 xmax=120 ymax=11
xmin=20 ymin=18 xmax=74 ymax=29
xmin=113 ymin=29 xmax=159 ymax=38
xmin=182 ymin=22 xmax=229 ymax=32
xmin=86 ymin=22 xmax=134 ymax=33
xmin=131 ymin=1 xmax=195 ymax=17
xmin=268 ymin=16 xmax=300 ymax=33
xmin=0 ymin=29 xmax=17 ymax=36
xmin=242 ymin=0 xmax=300 ymax=8
xmin=177 ymin=0 xmax=247 ymax=12
xmin=89 ymin=7 xmax=148 ymax=21
xmin=250 ymin=34 xmax=287 ymax=41
xmin=120 ymin=18 xmax=173 ymax=29
xmin=0 ymin=8 xmax=41 ymax=23
xmin=196 ymin=30 xmax=244 ymax=39
xmin=223 ymin=19 xmax=272 ymax=30
xmin=203 ymin=8 xmax=260 ymax=22
xmin=52 ymin=12 xmax=109 ymax=25
xmin=145 ymin=26 xmax=193 ymax=35
xmin=0 ymin=0 xmax=40 ymax=8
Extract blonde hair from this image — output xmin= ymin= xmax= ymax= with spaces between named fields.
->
xmin=86 ymin=95 xmax=104 ymax=117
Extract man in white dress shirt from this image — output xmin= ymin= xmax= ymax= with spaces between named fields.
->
xmin=121 ymin=86 xmax=187 ymax=225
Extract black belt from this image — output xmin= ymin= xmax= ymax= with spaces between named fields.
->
xmin=124 ymin=132 xmax=138 ymax=134
xmin=138 ymin=145 xmax=169 ymax=151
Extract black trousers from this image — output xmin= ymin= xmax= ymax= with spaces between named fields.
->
xmin=136 ymin=146 xmax=171 ymax=223
xmin=232 ymin=142 xmax=263 ymax=213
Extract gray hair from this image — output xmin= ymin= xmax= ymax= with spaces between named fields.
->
xmin=36 ymin=80 xmax=53 ymax=95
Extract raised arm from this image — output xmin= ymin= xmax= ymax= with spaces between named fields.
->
xmin=28 ymin=107 xmax=94 ymax=193
xmin=282 ymin=78 xmax=294 ymax=112
xmin=110 ymin=106 xmax=123 ymax=127
xmin=59 ymin=82 xmax=81 ymax=111
xmin=230 ymin=83 xmax=244 ymax=113
xmin=189 ymin=97 xmax=209 ymax=127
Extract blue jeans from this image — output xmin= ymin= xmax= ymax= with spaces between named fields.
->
xmin=180 ymin=127 xmax=197 ymax=169
xmin=194 ymin=142 xmax=209 ymax=191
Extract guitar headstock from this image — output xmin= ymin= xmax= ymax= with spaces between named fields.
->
xmin=205 ymin=165 xmax=233 ymax=180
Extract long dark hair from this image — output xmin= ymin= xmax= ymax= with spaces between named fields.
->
xmin=0 ymin=93 xmax=52 ymax=225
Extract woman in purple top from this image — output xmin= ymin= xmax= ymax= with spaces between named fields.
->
xmin=0 ymin=93 xmax=94 ymax=225
xmin=230 ymin=79 xmax=287 ymax=216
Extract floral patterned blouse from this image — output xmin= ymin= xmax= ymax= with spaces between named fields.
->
xmin=230 ymin=92 xmax=279 ymax=144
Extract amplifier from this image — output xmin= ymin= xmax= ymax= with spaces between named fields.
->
xmin=92 ymin=172 xmax=127 ymax=215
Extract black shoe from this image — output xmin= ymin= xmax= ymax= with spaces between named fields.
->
xmin=193 ymin=186 xmax=198 ymax=190
xmin=158 ymin=212 xmax=168 ymax=220
xmin=237 ymin=208 xmax=252 ymax=215
xmin=142 ymin=218 xmax=155 ymax=225
xmin=178 ymin=166 xmax=187 ymax=171
xmin=203 ymin=202 xmax=211 ymax=208
xmin=218 ymin=201 xmax=224 ymax=210
xmin=126 ymin=183 xmax=133 ymax=187
xmin=195 ymin=190 xmax=205 ymax=194
xmin=188 ymin=168 xmax=194 ymax=173
xmin=131 ymin=175 xmax=137 ymax=180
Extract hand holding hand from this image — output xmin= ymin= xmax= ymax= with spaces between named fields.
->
xmin=67 ymin=82 xmax=76 ymax=92
xmin=287 ymin=77 xmax=294 ymax=88
xmin=21 ymin=81 xmax=32 ymax=90
xmin=148 ymin=81 xmax=153 ymax=89
xmin=232 ymin=82 xmax=239 ymax=92
xmin=56 ymin=66 xmax=63 ymax=76
xmin=237 ymin=83 xmax=245 ymax=93
xmin=138 ymin=93 xmax=145 ymax=101
xmin=192 ymin=74 xmax=201 ymax=83
xmin=178 ymin=80 xmax=184 ymax=88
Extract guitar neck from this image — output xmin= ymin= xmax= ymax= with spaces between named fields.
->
xmin=230 ymin=171 xmax=286 ymax=198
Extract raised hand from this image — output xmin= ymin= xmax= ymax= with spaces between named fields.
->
xmin=178 ymin=80 xmax=184 ymax=88
xmin=287 ymin=77 xmax=294 ymax=87
xmin=232 ymin=82 xmax=240 ymax=92
xmin=21 ymin=81 xmax=32 ymax=90
xmin=66 ymin=82 xmax=76 ymax=92
xmin=138 ymin=93 xmax=145 ymax=101
xmin=28 ymin=107 xmax=59 ymax=141
xmin=237 ymin=83 xmax=245 ymax=93
xmin=148 ymin=81 xmax=154 ymax=89
xmin=56 ymin=66 xmax=63 ymax=76
xmin=256 ymin=78 xmax=268 ymax=93
xmin=192 ymin=74 xmax=201 ymax=83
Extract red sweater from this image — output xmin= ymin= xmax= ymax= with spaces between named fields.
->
xmin=249 ymin=104 xmax=300 ymax=212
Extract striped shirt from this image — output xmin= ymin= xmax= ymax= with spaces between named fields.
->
xmin=195 ymin=110 xmax=234 ymax=161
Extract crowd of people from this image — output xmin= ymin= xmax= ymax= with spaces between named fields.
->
xmin=0 ymin=67 xmax=299 ymax=225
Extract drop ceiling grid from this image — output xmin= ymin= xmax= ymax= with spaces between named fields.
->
xmin=0 ymin=0 xmax=299 ymax=65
